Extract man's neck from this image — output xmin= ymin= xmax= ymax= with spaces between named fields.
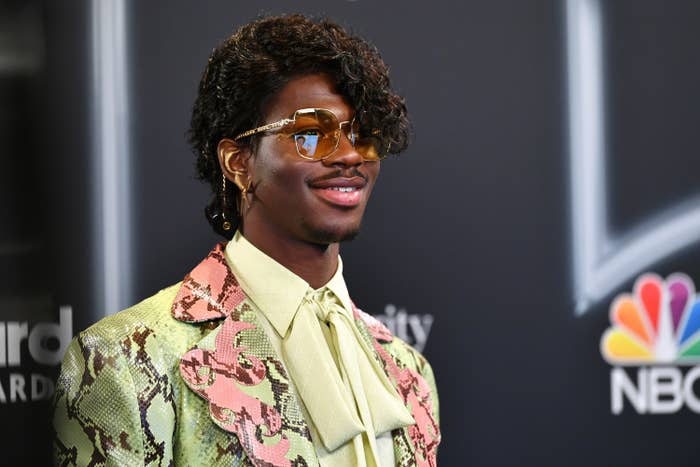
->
xmin=240 ymin=225 xmax=339 ymax=289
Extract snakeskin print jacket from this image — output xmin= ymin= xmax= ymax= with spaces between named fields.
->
xmin=53 ymin=244 xmax=441 ymax=466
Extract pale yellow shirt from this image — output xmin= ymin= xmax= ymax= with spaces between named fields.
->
xmin=225 ymin=231 xmax=408 ymax=467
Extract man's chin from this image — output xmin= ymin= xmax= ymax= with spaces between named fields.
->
xmin=304 ymin=222 xmax=362 ymax=245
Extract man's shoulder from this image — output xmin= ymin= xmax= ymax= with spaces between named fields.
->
xmin=84 ymin=284 xmax=179 ymax=334
xmin=75 ymin=283 xmax=194 ymax=356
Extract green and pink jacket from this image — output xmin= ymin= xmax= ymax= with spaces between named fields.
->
xmin=53 ymin=244 xmax=441 ymax=466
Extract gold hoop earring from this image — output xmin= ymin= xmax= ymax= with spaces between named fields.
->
xmin=221 ymin=174 xmax=232 ymax=231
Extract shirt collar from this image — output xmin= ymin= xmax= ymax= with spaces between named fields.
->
xmin=225 ymin=230 xmax=353 ymax=337
xmin=324 ymin=261 xmax=353 ymax=318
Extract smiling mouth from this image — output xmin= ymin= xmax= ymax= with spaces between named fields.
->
xmin=309 ymin=178 xmax=366 ymax=207
xmin=312 ymin=186 xmax=363 ymax=207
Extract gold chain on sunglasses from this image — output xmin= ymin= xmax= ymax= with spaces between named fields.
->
xmin=234 ymin=118 xmax=294 ymax=140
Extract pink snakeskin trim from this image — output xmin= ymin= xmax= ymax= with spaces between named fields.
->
xmin=354 ymin=307 xmax=440 ymax=467
xmin=172 ymin=243 xmax=246 ymax=322
xmin=180 ymin=316 xmax=291 ymax=466
xmin=353 ymin=306 xmax=393 ymax=342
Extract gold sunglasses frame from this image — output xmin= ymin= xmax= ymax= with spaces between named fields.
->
xmin=233 ymin=107 xmax=386 ymax=161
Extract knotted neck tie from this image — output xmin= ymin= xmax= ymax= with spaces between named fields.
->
xmin=281 ymin=287 xmax=414 ymax=466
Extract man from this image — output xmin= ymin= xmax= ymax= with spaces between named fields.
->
xmin=54 ymin=15 xmax=440 ymax=466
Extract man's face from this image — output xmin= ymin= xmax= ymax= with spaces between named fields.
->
xmin=245 ymin=73 xmax=380 ymax=245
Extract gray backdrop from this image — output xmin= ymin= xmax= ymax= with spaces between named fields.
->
xmin=3 ymin=0 xmax=700 ymax=465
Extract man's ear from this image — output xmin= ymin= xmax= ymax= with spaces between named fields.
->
xmin=217 ymin=138 xmax=251 ymax=182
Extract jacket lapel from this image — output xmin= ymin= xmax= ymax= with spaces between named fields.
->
xmin=172 ymin=244 xmax=318 ymax=467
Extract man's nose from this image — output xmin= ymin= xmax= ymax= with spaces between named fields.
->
xmin=323 ymin=127 xmax=363 ymax=167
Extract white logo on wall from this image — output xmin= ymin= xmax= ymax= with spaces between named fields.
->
xmin=373 ymin=304 xmax=434 ymax=352
xmin=0 ymin=306 xmax=72 ymax=403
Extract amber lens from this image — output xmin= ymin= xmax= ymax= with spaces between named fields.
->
xmin=290 ymin=109 xmax=386 ymax=160
xmin=350 ymin=121 xmax=386 ymax=161
xmin=292 ymin=109 xmax=340 ymax=160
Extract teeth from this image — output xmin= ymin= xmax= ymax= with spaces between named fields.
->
xmin=328 ymin=187 xmax=356 ymax=192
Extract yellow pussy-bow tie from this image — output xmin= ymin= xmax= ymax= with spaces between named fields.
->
xmin=281 ymin=288 xmax=414 ymax=460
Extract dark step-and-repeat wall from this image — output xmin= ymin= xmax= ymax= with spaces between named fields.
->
xmin=3 ymin=0 xmax=700 ymax=465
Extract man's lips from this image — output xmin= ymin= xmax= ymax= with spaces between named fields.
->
xmin=308 ymin=177 xmax=366 ymax=207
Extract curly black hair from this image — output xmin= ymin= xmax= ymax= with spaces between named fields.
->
xmin=188 ymin=14 xmax=410 ymax=238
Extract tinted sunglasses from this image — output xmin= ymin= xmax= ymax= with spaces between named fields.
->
xmin=234 ymin=108 xmax=388 ymax=161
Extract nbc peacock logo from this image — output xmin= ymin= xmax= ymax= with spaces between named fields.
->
xmin=600 ymin=273 xmax=700 ymax=414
